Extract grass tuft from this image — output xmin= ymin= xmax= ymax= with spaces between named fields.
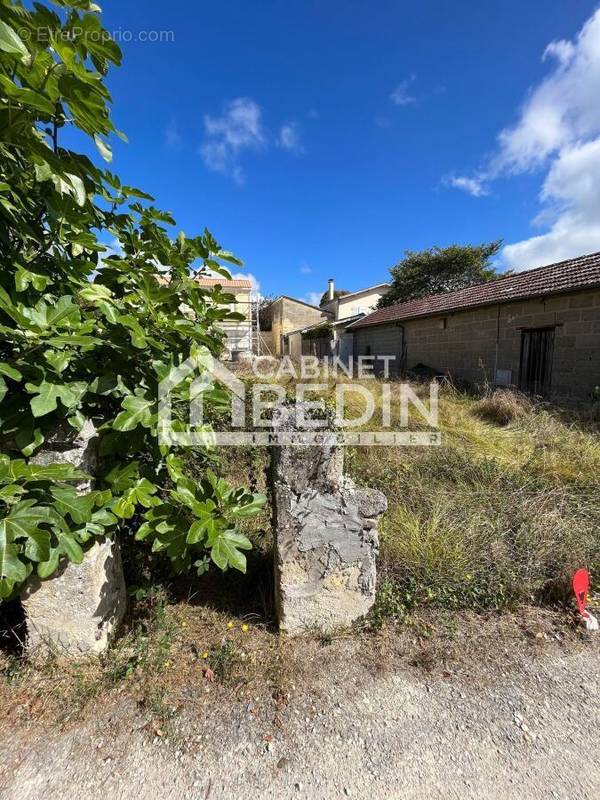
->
xmin=472 ymin=389 xmax=533 ymax=426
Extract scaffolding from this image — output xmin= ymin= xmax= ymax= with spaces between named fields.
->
xmin=219 ymin=296 xmax=274 ymax=357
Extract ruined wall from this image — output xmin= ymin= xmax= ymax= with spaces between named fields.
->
xmin=271 ymin=405 xmax=386 ymax=634
xmin=218 ymin=288 xmax=253 ymax=355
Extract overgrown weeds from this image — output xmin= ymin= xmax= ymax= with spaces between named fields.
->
xmin=351 ymin=385 xmax=600 ymax=622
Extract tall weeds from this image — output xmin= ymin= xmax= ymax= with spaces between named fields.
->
xmin=350 ymin=386 xmax=600 ymax=615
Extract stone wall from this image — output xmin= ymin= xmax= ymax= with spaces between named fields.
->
xmin=270 ymin=405 xmax=386 ymax=634
xmin=353 ymin=288 xmax=600 ymax=397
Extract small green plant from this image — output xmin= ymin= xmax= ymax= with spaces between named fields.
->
xmin=0 ymin=652 xmax=23 ymax=683
xmin=206 ymin=639 xmax=244 ymax=683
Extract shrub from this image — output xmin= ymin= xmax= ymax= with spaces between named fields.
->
xmin=0 ymin=1 xmax=265 ymax=600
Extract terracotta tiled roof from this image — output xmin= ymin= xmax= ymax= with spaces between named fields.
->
xmin=351 ymin=251 xmax=600 ymax=329
xmin=195 ymin=277 xmax=252 ymax=290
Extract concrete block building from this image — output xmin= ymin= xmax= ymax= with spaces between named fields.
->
xmin=260 ymin=296 xmax=331 ymax=356
xmin=350 ymin=252 xmax=600 ymax=399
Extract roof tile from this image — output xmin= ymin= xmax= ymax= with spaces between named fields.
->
xmin=195 ymin=277 xmax=252 ymax=290
xmin=352 ymin=251 xmax=600 ymax=329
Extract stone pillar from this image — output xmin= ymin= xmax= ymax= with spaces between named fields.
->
xmin=271 ymin=404 xmax=387 ymax=634
xmin=21 ymin=422 xmax=126 ymax=656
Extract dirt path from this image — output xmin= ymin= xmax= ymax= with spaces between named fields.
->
xmin=2 ymin=636 xmax=599 ymax=800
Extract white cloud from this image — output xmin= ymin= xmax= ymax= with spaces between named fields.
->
xmin=232 ymin=271 xmax=261 ymax=299
xmin=390 ymin=75 xmax=416 ymax=106
xmin=165 ymin=119 xmax=181 ymax=149
xmin=200 ymin=98 xmax=265 ymax=184
xmin=304 ymin=291 xmax=322 ymax=307
xmin=447 ymin=175 xmax=489 ymax=197
xmin=92 ymin=237 xmax=124 ymax=280
xmin=98 ymin=237 xmax=123 ymax=265
xmin=299 ymin=264 xmax=312 ymax=274
xmin=278 ymin=123 xmax=303 ymax=154
xmin=448 ymin=9 xmax=600 ymax=269
xmin=543 ymin=38 xmax=575 ymax=66
xmin=503 ymin=137 xmax=600 ymax=268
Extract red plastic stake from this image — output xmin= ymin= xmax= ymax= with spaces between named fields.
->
xmin=573 ymin=569 xmax=590 ymax=619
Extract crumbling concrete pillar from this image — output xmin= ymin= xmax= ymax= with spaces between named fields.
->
xmin=21 ymin=422 xmax=126 ymax=656
xmin=271 ymin=404 xmax=387 ymax=634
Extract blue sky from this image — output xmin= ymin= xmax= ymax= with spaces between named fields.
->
xmin=95 ymin=0 xmax=600 ymax=302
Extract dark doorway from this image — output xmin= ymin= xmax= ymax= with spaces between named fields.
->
xmin=301 ymin=335 xmax=330 ymax=358
xmin=519 ymin=327 xmax=555 ymax=396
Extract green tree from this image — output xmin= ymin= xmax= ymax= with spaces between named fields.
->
xmin=0 ymin=0 xmax=264 ymax=599
xmin=379 ymin=241 xmax=503 ymax=308
xmin=320 ymin=288 xmax=349 ymax=307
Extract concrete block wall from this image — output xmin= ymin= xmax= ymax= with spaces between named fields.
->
xmin=269 ymin=298 xmax=328 ymax=355
xmin=354 ymin=288 xmax=600 ymax=398
xmin=354 ymin=324 xmax=405 ymax=375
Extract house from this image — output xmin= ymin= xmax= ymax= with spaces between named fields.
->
xmin=287 ymin=279 xmax=390 ymax=359
xmin=349 ymin=251 xmax=600 ymax=398
xmin=195 ymin=277 xmax=253 ymax=358
xmin=320 ymin=279 xmax=390 ymax=358
xmin=321 ymin=279 xmax=391 ymax=320
xmin=260 ymin=296 xmax=331 ymax=356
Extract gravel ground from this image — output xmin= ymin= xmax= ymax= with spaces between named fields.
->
xmin=2 ymin=635 xmax=599 ymax=800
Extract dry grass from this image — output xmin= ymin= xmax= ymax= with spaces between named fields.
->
xmin=0 ymin=599 xmax=282 ymax=730
xmin=350 ymin=382 xmax=600 ymax=617
xmin=472 ymin=389 xmax=533 ymax=426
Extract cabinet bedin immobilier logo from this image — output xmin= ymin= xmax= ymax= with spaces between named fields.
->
xmin=158 ymin=349 xmax=441 ymax=447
